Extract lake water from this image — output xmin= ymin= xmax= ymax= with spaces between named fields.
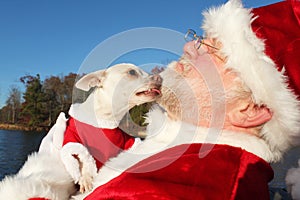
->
xmin=0 ymin=129 xmax=46 ymax=180
xmin=0 ymin=129 xmax=299 ymax=198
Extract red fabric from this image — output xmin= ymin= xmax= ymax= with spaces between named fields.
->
xmin=63 ymin=117 xmax=135 ymax=169
xmin=252 ymin=0 xmax=300 ymax=99
xmin=85 ymin=144 xmax=273 ymax=200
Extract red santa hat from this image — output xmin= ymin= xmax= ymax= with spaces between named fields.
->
xmin=202 ymin=0 xmax=300 ymax=161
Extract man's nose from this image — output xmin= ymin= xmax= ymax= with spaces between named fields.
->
xmin=183 ymin=41 xmax=198 ymax=59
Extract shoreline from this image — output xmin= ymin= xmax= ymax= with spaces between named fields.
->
xmin=0 ymin=123 xmax=49 ymax=132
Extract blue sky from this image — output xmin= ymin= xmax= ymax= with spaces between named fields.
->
xmin=0 ymin=0 xmax=280 ymax=108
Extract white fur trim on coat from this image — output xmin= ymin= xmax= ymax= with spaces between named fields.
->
xmin=202 ymin=0 xmax=300 ymax=161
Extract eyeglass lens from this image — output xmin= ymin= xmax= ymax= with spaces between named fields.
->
xmin=185 ymin=29 xmax=219 ymax=51
xmin=184 ymin=29 xmax=197 ymax=42
xmin=185 ymin=29 xmax=203 ymax=49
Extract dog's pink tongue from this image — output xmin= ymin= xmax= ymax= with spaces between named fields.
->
xmin=152 ymin=88 xmax=161 ymax=95
xmin=144 ymin=88 xmax=161 ymax=96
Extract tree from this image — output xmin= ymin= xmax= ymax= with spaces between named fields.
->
xmin=41 ymin=73 xmax=77 ymax=126
xmin=61 ymin=73 xmax=77 ymax=112
xmin=20 ymin=74 xmax=48 ymax=126
xmin=0 ymin=105 xmax=11 ymax=123
xmin=151 ymin=66 xmax=165 ymax=74
xmin=43 ymin=75 xmax=62 ymax=126
xmin=5 ymin=85 xmax=22 ymax=123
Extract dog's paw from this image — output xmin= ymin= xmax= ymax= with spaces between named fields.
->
xmin=78 ymin=174 xmax=93 ymax=193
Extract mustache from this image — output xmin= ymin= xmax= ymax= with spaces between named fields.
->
xmin=178 ymin=56 xmax=193 ymax=73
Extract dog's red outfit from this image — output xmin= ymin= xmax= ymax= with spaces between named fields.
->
xmin=84 ymin=144 xmax=273 ymax=200
xmin=63 ymin=117 xmax=135 ymax=169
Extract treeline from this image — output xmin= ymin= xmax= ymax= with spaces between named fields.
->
xmin=0 ymin=73 xmax=79 ymax=130
xmin=0 ymin=66 xmax=164 ymax=131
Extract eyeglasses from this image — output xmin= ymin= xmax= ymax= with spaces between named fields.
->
xmin=184 ymin=29 xmax=219 ymax=50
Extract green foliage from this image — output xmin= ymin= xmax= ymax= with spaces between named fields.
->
xmin=129 ymin=103 xmax=153 ymax=126
xmin=20 ymin=74 xmax=48 ymax=126
xmin=42 ymin=73 xmax=77 ymax=125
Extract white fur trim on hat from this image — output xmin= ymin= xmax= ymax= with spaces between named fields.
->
xmin=202 ymin=0 xmax=300 ymax=162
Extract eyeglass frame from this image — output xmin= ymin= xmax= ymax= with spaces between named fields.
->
xmin=184 ymin=29 xmax=219 ymax=50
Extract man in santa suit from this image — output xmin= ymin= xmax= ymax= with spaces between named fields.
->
xmin=79 ymin=0 xmax=300 ymax=199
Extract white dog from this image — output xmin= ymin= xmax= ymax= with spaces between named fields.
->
xmin=0 ymin=63 xmax=162 ymax=200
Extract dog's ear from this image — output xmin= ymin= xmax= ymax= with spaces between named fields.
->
xmin=75 ymin=70 xmax=106 ymax=91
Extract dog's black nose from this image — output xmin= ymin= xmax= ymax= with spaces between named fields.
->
xmin=150 ymin=74 xmax=162 ymax=85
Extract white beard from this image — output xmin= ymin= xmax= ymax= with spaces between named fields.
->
xmin=156 ymin=61 xmax=202 ymax=123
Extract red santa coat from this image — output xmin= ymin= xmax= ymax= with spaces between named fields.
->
xmin=85 ymin=144 xmax=273 ymax=200
xmin=63 ymin=117 xmax=135 ymax=169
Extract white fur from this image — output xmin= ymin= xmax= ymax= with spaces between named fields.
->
xmin=39 ymin=112 xmax=68 ymax=155
xmin=74 ymin=105 xmax=274 ymax=199
xmin=69 ymin=104 xmax=118 ymax=129
xmin=286 ymin=159 xmax=300 ymax=200
xmin=202 ymin=0 xmax=300 ymax=162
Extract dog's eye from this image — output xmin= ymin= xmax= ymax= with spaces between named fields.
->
xmin=128 ymin=69 xmax=138 ymax=76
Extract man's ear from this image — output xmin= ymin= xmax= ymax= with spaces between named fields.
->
xmin=228 ymin=102 xmax=272 ymax=128
xmin=75 ymin=70 xmax=106 ymax=91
